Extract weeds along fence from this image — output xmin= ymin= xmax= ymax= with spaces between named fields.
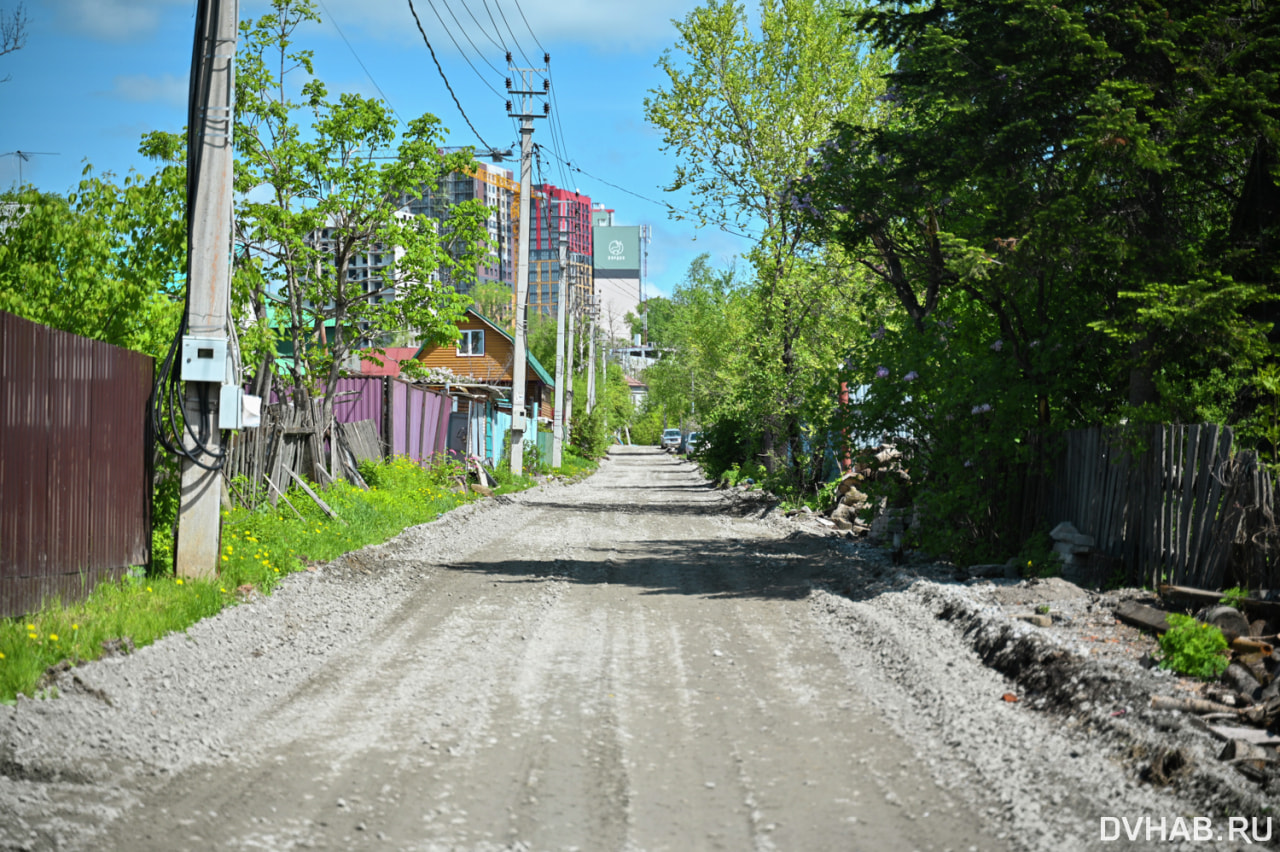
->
xmin=221 ymin=376 xmax=452 ymax=510
xmin=1043 ymin=423 xmax=1277 ymax=590
xmin=0 ymin=312 xmax=153 ymax=618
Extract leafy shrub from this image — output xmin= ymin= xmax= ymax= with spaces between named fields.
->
xmin=569 ymin=405 xmax=610 ymax=459
xmin=1017 ymin=530 xmax=1062 ymax=579
xmin=1157 ymin=613 xmax=1229 ymax=679
xmin=1220 ymin=586 xmax=1248 ymax=610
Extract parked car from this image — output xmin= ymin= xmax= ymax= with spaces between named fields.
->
xmin=682 ymin=431 xmax=703 ymax=454
xmin=661 ymin=428 xmax=683 ymax=450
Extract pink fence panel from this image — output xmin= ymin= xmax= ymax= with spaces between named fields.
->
xmin=331 ymin=376 xmax=383 ymax=432
xmin=388 ymin=379 xmax=451 ymax=464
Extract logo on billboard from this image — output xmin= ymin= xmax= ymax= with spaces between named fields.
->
xmin=608 ymin=239 xmax=626 ymax=261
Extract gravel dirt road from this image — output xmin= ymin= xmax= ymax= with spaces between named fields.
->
xmin=0 ymin=447 xmax=1270 ymax=851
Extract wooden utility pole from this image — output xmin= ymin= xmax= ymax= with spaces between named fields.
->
xmin=551 ymin=231 xmax=568 ymax=468
xmin=506 ymin=59 xmax=547 ymax=476
xmin=175 ymin=0 xmax=238 ymax=579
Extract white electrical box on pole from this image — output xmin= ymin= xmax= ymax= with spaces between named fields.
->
xmin=506 ymin=57 xmax=548 ymax=477
xmin=175 ymin=0 xmax=238 ymax=580
xmin=551 ymin=232 xmax=568 ymax=468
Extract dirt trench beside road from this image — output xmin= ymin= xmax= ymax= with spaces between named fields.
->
xmin=0 ymin=447 xmax=1234 ymax=851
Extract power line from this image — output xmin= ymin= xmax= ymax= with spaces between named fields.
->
xmin=316 ymin=0 xmax=401 ymax=122
xmin=511 ymin=0 xmax=546 ymax=54
xmin=536 ymin=143 xmax=759 ymax=240
xmin=406 ymin=0 xmax=495 ymax=151
xmin=458 ymin=0 xmax=505 ymax=52
xmin=435 ymin=0 xmax=505 ymax=78
xmin=492 ymin=0 xmax=535 ymax=67
xmin=545 ymin=63 xmax=573 ymax=187
xmin=421 ymin=0 xmax=505 ymax=97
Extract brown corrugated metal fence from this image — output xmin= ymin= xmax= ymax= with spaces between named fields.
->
xmin=1 ymin=311 xmax=153 ymax=617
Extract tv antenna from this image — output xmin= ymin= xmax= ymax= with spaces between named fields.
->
xmin=1 ymin=150 xmax=60 ymax=186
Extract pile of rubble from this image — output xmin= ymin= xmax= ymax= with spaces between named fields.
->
xmin=824 ymin=443 xmax=910 ymax=538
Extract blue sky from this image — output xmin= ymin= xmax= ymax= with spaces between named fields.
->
xmin=0 ymin=0 xmax=752 ymax=296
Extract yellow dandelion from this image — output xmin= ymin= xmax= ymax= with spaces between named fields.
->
xmin=221 ymin=556 xmax=229 ymax=562
xmin=28 ymin=632 xmax=37 ymax=640
xmin=49 ymin=633 xmax=58 ymax=642
xmin=26 ymin=624 xmax=34 ymax=631
xmin=72 ymin=624 xmax=78 ymax=630
xmin=176 ymin=579 xmax=184 ymax=585
xmin=146 ymin=586 xmax=152 ymax=592
xmin=0 ymin=652 xmax=5 ymax=659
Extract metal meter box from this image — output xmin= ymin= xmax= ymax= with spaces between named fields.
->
xmin=218 ymin=384 xmax=242 ymax=430
xmin=181 ymin=336 xmax=228 ymax=383
xmin=217 ymin=387 xmax=263 ymax=430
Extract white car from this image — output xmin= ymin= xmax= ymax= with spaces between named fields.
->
xmin=661 ymin=428 xmax=682 ymax=450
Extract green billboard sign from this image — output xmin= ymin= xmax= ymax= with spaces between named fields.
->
xmin=593 ymin=225 xmax=640 ymax=273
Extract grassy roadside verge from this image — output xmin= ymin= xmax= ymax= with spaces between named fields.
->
xmin=0 ymin=451 xmax=596 ymax=704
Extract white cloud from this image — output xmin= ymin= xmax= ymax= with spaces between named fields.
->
xmin=316 ymin=0 xmax=699 ymax=53
xmin=47 ymin=0 xmax=187 ymax=41
xmin=105 ymin=72 xmax=189 ymax=106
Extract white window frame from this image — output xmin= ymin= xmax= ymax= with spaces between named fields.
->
xmin=458 ymin=329 xmax=485 ymax=357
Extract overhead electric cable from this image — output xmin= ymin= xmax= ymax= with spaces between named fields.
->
xmin=511 ymin=0 xmax=546 ymax=54
xmin=420 ymin=0 xmax=504 ymax=97
xmin=436 ymin=0 xmax=506 ymax=77
xmin=407 ymin=0 xmax=496 ymax=151
xmin=493 ymin=0 xmax=535 ymax=66
xmin=481 ymin=0 xmax=508 ymax=53
xmin=536 ymin=143 xmax=759 ymax=240
xmin=316 ymin=0 xmax=402 ymax=121
xmin=458 ymin=0 xmax=505 ymax=51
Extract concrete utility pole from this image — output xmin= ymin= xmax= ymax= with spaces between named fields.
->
xmin=564 ymin=265 xmax=576 ymax=446
xmin=175 ymin=0 xmax=238 ymax=579
xmin=586 ymin=296 xmax=597 ymax=414
xmin=599 ymin=297 xmax=607 ymax=408
xmin=551 ymin=231 xmax=568 ymax=468
xmin=506 ymin=58 xmax=548 ymax=476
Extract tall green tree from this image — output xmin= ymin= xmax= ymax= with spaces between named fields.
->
xmin=646 ymin=0 xmax=889 ymax=486
xmin=0 ymin=154 xmax=187 ymax=358
xmin=469 ymin=280 xmax=515 ymax=330
xmin=233 ymin=0 xmax=489 ymax=430
xmin=797 ymin=0 xmax=1280 ymax=555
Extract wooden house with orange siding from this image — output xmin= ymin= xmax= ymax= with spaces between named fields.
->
xmin=413 ymin=309 xmax=555 ymax=422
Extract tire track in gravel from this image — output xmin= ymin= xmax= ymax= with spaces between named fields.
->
xmin=7 ymin=447 xmax=1005 ymax=851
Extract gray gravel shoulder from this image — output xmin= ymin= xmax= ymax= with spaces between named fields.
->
xmin=0 ymin=449 xmax=1275 ymax=851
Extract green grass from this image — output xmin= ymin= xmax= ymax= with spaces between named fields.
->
xmin=0 ymin=454 xmax=552 ymax=704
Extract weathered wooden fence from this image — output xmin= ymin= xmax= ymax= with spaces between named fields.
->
xmin=1047 ymin=424 xmax=1278 ymax=590
xmin=223 ymin=376 xmax=454 ymax=509
xmin=0 ymin=312 xmax=153 ymax=617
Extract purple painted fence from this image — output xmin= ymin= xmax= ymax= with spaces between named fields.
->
xmin=388 ymin=379 xmax=450 ymax=463
xmin=264 ymin=375 xmax=452 ymax=466
xmin=331 ymin=377 xmax=383 ymax=433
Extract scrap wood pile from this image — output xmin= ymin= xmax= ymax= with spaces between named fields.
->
xmin=1118 ymin=585 xmax=1280 ymax=787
